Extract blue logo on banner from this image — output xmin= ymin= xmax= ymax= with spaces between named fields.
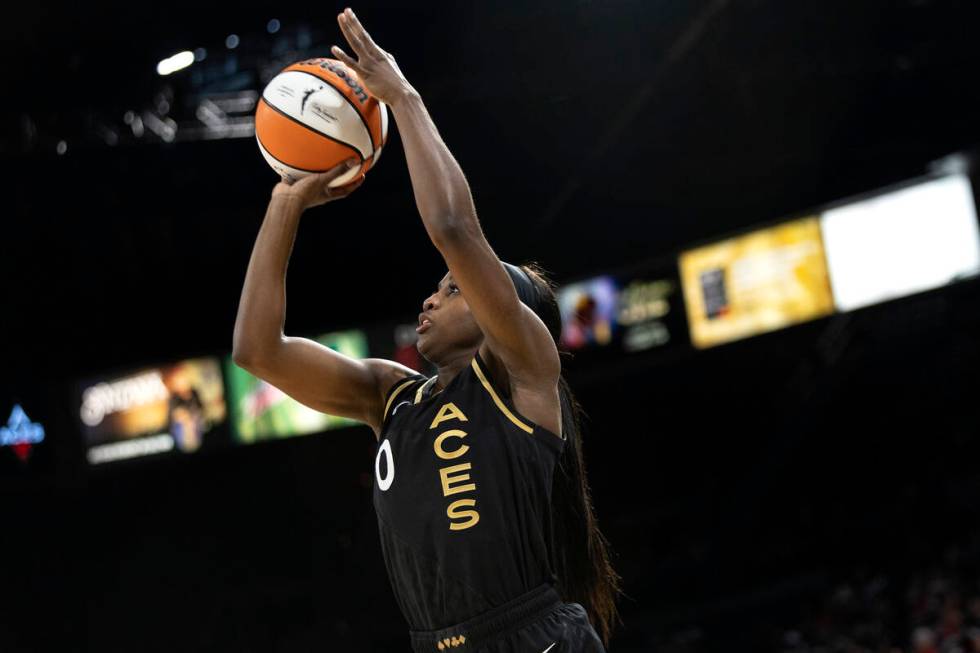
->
xmin=1 ymin=405 xmax=45 ymax=461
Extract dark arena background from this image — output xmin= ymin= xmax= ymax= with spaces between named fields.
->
xmin=3 ymin=1 xmax=980 ymax=651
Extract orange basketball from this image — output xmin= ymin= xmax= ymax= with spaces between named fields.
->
xmin=255 ymin=58 xmax=389 ymax=187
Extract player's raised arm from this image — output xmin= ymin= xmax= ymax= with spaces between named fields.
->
xmin=232 ymin=163 xmax=416 ymax=434
xmin=331 ymin=8 xmax=559 ymax=385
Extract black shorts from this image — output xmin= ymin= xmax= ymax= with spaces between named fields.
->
xmin=409 ymin=584 xmax=606 ymax=653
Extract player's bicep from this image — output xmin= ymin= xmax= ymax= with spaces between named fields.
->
xmin=242 ymin=337 xmax=413 ymax=429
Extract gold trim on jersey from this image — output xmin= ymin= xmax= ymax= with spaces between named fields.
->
xmin=383 ymin=377 xmax=418 ymax=422
xmin=470 ymin=356 xmax=534 ymax=434
xmin=414 ymin=375 xmax=439 ymax=404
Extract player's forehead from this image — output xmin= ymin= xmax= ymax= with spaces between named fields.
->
xmin=438 ymin=271 xmax=453 ymax=287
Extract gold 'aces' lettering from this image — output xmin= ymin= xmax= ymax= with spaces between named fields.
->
xmin=439 ymin=462 xmax=476 ymax=496
xmin=430 ymin=401 xmax=480 ymax=531
xmin=430 ymin=402 xmax=468 ymax=429
xmin=434 ymin=429 xmax=468 ymax=460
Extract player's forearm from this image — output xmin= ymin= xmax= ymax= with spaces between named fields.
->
xmin=232 ymin=195 xmax=305 ymax=366
xmin=390 ymin=89 xmax=481 ymax=244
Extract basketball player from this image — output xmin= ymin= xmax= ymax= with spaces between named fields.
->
xmin=233 ymin=8 xmax=621 ymax=651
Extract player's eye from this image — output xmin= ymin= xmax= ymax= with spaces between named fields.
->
xmin=448 ymin=283 xmax=459 ymax=294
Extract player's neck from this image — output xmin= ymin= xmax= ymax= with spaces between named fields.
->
xmin=432 ymin=349 xmax=477 ymax=395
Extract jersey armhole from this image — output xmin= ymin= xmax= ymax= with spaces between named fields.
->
xmin=471 ymin=351 xmax=566 ymax=452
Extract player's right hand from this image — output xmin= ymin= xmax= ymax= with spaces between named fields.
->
xmin=271 ymin=158 xmax=365 ymax=211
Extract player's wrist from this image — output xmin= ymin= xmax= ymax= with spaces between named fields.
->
xmin=389 ymin=83 xmax=420 ymax=110
xmin=268 ymin=190 xmax=309 ymax=214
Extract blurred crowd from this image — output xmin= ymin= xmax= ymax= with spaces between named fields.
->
xmin=781 ymin=533 xmax=980 ymax=653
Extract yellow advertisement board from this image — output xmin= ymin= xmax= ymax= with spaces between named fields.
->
xmin=679 ymin=217 xmax=834 ymax=349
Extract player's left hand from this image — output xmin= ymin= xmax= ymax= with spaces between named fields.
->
xmin=271 ymin=159 xmax=365 ymax=211
xmin=331 ymin=7 xmax=414 ymax=106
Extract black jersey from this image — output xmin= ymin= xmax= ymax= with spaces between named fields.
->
xmin=372 ymin=350 xmax=565 ymax=631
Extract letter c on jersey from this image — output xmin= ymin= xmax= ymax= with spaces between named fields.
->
xmin=375 ymin=439 xmax=395 ymax=491
xmin=433 ymin=429 xmax=469 ymax=460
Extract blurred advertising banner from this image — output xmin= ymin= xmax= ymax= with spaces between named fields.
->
xmin=224 ymin=329 xmax=368 ymax=443
xmin=820 ymin=174 xmax=980 ymax=312
xmin=680 ymin=217 xmax=835 ymax=349
xmin=616 ymin=277 xmax=684 ymax=354
xmin=557 ymin=267 xmax=686 ymax=359
xmin=79 ymin=357 xmax=227 ymax=465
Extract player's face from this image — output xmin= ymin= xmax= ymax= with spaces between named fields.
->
xmin=416 ymin=271 xmax=482 ymax=362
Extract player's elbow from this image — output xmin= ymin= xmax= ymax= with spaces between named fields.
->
xmin=231 ymin=345 xmax=258 ymax=372
xmin=431 ymin=214 xmax=479 ymax=249
xmin=232 ymin=320 xmax=283 ymax=370
xmin=231 ymin=338 xmax=276 ymax=373
xmin=231 ymin=328 xmax=253 ymax=368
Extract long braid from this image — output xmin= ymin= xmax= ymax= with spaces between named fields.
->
xmin=520 ymin=262 xmax=623 ymax=647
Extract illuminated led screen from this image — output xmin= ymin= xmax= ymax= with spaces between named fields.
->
xmin=225 ymin=329 xmax=368 ymax=443
xmin=557 ymin=276 xmax=619 ymax=351
xmin=820 ymin=174 xmax=980 ymax=312
xmin=680 ymin=217 xmax=836 ymax=349
xmin=79 ymin=357 xmax=227 ymax=465
xmin=556 ymin=270 xmax=685 ymax=356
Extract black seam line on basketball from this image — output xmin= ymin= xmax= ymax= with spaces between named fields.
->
xmin=255 ymin=132 xmax=334 ymax=173
xmin=258 ymin=97 xmax=366 ymax=162
xmin=288 ymin=69 xmax=377 ymax=159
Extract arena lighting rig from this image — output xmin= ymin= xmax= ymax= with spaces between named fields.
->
xmin=18 ymin=19 xmax=329 ymax=155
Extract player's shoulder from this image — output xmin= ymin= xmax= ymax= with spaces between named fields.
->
xmin=362 ymin=358 xmax=427 ymax=407
xmin=361 ymin=359 xmax=428 ymax=440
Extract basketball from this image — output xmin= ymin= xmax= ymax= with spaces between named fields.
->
xmin=255 ymin=57 xmax=389 ymax=187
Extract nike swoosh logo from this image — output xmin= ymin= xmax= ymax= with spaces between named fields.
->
xmin=391 ymin=400 xmax=411 ymax=415
xmin=541 ymin=643 xmax=557 ymax=653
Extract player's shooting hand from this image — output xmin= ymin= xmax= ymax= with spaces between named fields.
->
xmin=331 ymin=7 xmax=414 ymax=106
xmin=271 ymin=158 xmax=364 ymax=211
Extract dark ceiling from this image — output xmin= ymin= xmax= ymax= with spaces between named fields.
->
xmin=2 ymin=0 xmax=979 ymax=383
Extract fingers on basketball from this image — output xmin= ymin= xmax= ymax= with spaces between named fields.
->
xmin=322 ymin=158 xmax=358 ymax=182
xmin=333 ymin=173 xmax=365 ymax=196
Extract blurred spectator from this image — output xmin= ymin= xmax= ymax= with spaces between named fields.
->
xmin=777 ymin=533 xmax=980 ymax=653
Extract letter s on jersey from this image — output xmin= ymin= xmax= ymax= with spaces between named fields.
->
xmin=375 ymin=439 xmax=395 ymax=491
xmin=447 ymin=499 xmax=480 ymax=530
